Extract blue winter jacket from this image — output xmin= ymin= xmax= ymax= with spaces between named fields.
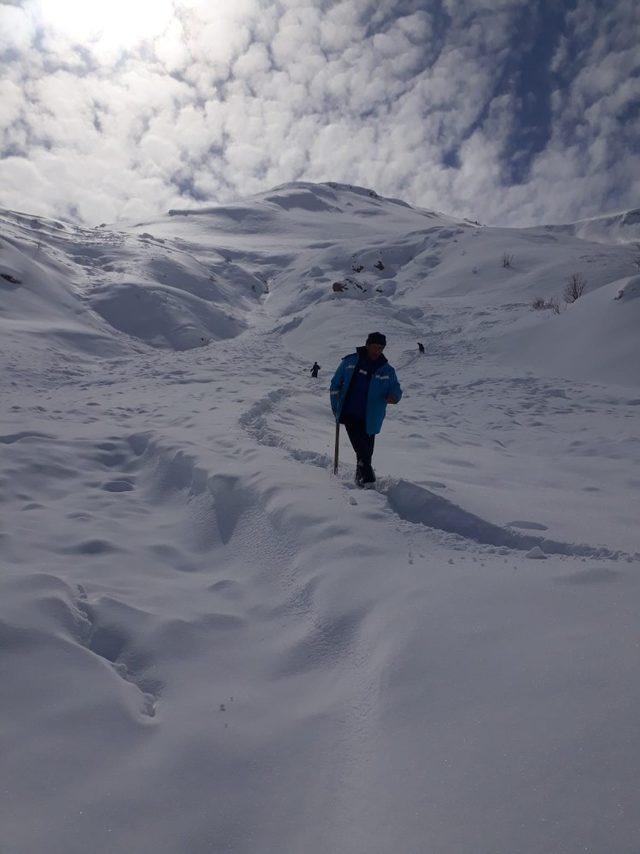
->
xmin=330 ymin=348 xmax=403 ymax=435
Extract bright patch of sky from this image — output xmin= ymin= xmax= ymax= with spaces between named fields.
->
xmin=36 ymin=0 xmax=176 ymax=50
xmin=0 ymin=0 xmax=638 ymax=225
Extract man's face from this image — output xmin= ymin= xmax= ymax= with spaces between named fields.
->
xmin=366 ymin=342 xmax=384 ymax=360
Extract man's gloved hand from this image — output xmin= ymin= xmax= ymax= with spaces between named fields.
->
xmin=386 ymin=396 xmax=398 ymax=404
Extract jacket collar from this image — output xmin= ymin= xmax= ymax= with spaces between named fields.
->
xmin=356 ymin=345 xmax=388 ymax=366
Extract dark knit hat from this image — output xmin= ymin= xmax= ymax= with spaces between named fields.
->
xmin=366 ymin=331 xmax=386 ymax=347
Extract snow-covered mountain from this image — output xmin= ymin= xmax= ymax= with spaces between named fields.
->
xmin=1 ymin=183 xmax=639 ymax=854
xmin=569 ymin=207 xmax=640 ymax=244
xmin=3 ymin=181 xmax=638 ymax=378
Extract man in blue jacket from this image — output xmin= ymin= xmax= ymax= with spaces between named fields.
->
xmin=330 ymin=331 xmax=402 ymax=486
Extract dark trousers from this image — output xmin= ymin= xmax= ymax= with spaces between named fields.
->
xmin=341 ymin=415 xmax=375 ymax=467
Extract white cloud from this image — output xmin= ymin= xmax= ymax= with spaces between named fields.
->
xmin=233 ymin=42 xmax=271 ymax=79
xmin=0 ymin=0 xmax=637 ymax=226
xmin=154 ymin=19 xmax=190 ymax=73
xmin=0 ymin=79 xmax=23 ymax=130
xmin=0 ymin=4 xmax=34 ymax=51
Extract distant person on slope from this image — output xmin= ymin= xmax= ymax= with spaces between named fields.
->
xmin=330 ymin=331 xmax=402 ymax=486
xmin=310 ymin=361 xmax=321 ymax=378
xmin=418 ymin=341 xmax=425 ymax=354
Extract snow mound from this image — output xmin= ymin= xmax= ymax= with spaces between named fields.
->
xmin=168 ymin=203 xmax=278 ymax=234
xmin=570 ymin=208 xmax=640 ymax=244
xmin=491 ymin=276 xmax=640 ymax=388
xmin=167 ymin=181 xmax=452 ymax=237
xmin=386 ymin=480 xmax=622 ymax=558
xmin=614 ymin=274 xmax=640 ymax=302
xmin=263 ymin=188 xmax=342 ymax=214
xmin=1 ymin=206 xmax=261 ymax=354
xmin=270 ymin=181 xmax=406 ymax=208
xmin=0 ymin=231 xmax=123 ymax=355
xmin=89 ymin=282 xmax=245 ymax=350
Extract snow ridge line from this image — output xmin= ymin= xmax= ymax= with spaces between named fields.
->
xmin=76 ymin=589 xmax=160 ymax=720
xmin=239 ymin=389 xmax=638 ymax=561
xmin=386 ymin=480 xmax=636 ymax=561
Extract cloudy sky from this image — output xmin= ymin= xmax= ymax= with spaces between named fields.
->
xmin=0 ymin=0 xmax=638 ymax=226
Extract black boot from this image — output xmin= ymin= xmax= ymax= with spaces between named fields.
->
xmin=361 ymin=463 xmax=376 ymax=485
xmin=355 ymin=461 xmax=365 ymax=487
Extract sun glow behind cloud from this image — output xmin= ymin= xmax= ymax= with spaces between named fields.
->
xmin=36 ymin=0 xmax=177 ymax=50
xmin=0 ymin=0 xmax=638 ymax=226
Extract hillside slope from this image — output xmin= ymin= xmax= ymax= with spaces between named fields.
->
xmin=1 ymin=184 xmax=639 ymax=854
xmin=4 ymin=181 xmax=638 ymax=382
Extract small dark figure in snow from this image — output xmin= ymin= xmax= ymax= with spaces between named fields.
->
xmin=417 ymin=341 xmax=425 ymax=354
xmin=330 ymin=332 xmax=402 ymax=487
xmin=310 ymin=362 xmax=321 ymax=378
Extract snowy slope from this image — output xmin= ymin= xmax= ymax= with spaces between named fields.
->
xmin=569 ymin=207 xmax=640 ymax=244
xmin=1 ymin=183 xmax=640 ymax=854
xmin=492 ymin=274 xmax=640 ymax=387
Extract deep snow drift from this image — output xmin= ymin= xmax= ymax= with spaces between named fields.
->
xmin=1 ymin=182 xmax=639 ymax=854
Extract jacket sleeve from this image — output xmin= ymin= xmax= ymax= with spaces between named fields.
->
xmin=389 ymin=368 xmax=403 ymax=403
xmin=330 ymin=360 xmax=345 ymax=416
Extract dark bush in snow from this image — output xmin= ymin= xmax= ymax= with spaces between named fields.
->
xmin=502 ymin=252 xmax=514 ymax=268
xmin=531 ymin=296 xmax=561 ymax=314
xmin=564 ymin=272 xmax=586 ymax=303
